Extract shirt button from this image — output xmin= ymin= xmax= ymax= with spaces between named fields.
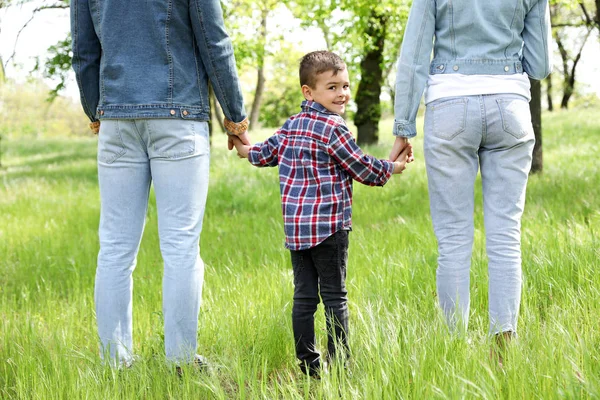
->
xmin=452 ymin=65 xmax=459 ymax=71
xmin=504 ymin=66 xmax=510 ymax=72
xmin=170 ymin=110 xmax=176 ymax=116
xmin=182 ymin=110 xmax=189 ymax=116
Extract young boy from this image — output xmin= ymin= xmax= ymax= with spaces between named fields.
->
xmin=232 ymin=50 xmax=412 ymax=378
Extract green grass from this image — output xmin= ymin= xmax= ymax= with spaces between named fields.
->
xmin=1 ymin=109 xmax=599 ymax=399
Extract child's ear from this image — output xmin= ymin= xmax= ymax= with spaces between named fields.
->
xmin=301 ymin=85 xmax=313 ymax=101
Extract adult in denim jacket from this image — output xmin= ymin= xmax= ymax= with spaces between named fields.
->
xmin=391 ymin=0 xmax=551 ymax=346
xmin=71 ymin=0 xmax=249 ymax=367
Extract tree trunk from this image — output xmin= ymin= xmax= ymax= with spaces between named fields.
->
xmin=249 ymin=9 xmax=268 ymax=131
xmin=0 ymin=56 xmax=5 ymax=83
xmin=546 ymin=73 xmax=553 ymax=111
xmin=556 ymin=28 xmax=592 ymax=109
xmin=560 ymin=78 xmax=574 ymax=109
xmin=354 ymin=12 xmax=387 ymax=146
xmin=530 ymin=78 xmax=543 ymax=174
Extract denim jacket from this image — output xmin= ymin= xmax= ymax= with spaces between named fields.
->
xmin=393 ymin=0 xmax=551 ymax=137
xmin=71 ymin=0 xmax=246 ymax=124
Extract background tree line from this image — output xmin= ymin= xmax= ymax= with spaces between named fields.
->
xmin=1 ymin=0 xmax=599 ymax=171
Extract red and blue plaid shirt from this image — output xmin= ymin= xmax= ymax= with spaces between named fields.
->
xmin=248 ymin=101 xmax=394 ymax=250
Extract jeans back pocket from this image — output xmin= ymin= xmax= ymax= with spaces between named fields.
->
xmin=148 ymin=119 xmax=203 ymax=159
xmin=496 ymin=98 xmax=533 ymax=139
xmin=430 ymin=98 xmax=468 ymax=141
xmin=97 ymin=120 xmax=127 ymax=164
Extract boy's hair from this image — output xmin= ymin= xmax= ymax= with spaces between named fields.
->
xmin=299 ymin=51 xmax=346 ymax=88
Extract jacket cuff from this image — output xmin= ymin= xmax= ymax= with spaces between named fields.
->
xmin=89 ymin=121 xmax=100 ymax=134
xmin=224 ymin=117 xmax=249 ymax=136
xmin=393 ymin=120 xmax=417 ymax=138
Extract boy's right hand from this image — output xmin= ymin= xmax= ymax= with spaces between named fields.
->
xmin=392 ymin=143 xmax=412 ymax=174
xmin=231 ymin=136 xmax=251 ymax=159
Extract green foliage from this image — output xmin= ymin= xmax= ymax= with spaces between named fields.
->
xmin=257 ymin=45 xmax=305 ymax=127
xmin=0 ymin=79 xmax=89 ymax=139
xmin=33 ymin=35 xmax=72 ymax=101
xmin=288 ymin=0 xmax=410 ymax=88
xmin=1 ymin=108 xmax=599 ymax=398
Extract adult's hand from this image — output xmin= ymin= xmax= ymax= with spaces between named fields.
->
xmin=389 ymin=136 xmax=414 ymax=163
xmin=228 ymin=131 xmax=251 ymax=150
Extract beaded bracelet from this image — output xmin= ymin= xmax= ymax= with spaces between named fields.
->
xmin=223 ymin=117 xmax=249 ymax=136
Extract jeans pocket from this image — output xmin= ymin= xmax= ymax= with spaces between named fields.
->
xmin=148 ymin=120 xmax=207 ymax=159
xmin=98 ymin=121 xmax=126 ymax=164
xmin=430 ymin=98 xmax=468 ymax=141
xmin=497 ymin=98 xmax=533 ymax=139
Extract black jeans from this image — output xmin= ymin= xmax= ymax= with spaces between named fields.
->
xmin=290 ymin=230 xmax=350 ymax=375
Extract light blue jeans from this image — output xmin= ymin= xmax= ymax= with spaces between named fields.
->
xmin=423 ymin=94 xmax=535 ymax=335
xmin=95 ymin=119 xmax=210 ymax=365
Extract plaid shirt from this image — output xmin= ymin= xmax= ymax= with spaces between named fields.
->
xmin=248 ymin=101 xmax=394 ymax=251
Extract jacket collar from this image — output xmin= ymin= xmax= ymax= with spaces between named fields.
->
xmin=301 ymin=100 xmax=337 ymax=115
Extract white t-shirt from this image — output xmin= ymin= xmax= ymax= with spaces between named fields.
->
xmin=425 ymin=73 xmax=531 ymax=104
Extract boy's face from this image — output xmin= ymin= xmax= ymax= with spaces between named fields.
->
xmin=301 ymin=68 xmax=350 ymax=115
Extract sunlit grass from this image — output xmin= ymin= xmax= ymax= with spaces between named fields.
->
xmin=1 ymin=109 xmax=599 ymax=398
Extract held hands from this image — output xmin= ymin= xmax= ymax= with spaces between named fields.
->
xmin=392 ymin=142 xmax=413 ymax=174
xmin=389 ymin=137 xmax=415 ymax=164
xmin=228 ymin=131 xmax=251 ymax=151
xmin=230 ymin=135 xmax=251 ymax=159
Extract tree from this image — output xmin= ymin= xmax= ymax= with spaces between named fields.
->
xmin=248 ymin=6 xmax=268 ymax=131
xmin=550 ymin=0 xmax=594 ymax=109
xmin=353 ymin=11 xmax=387 ymax=145
xmin=554 ymin=27 xmax=593 ymax=108
xmin=223 ymin=0 xmax=285 ymax=131
xmin=289 ymin=0 xmax=410 ymax=144
xmin=530 ymin=78 xmax=543 ymax=173
xmin=2 ymin=0 xmax=70 ymax=95
xmin=546 ymin=73 xmax=554 ymax=111
xmin=578 ymin=0 xmax=600 ymax=35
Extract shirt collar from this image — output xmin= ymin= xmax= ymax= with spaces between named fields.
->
xmin=301 ymin=100 xmax=338 ymax=115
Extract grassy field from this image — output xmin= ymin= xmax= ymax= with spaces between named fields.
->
xmin=1 ymin=109 xmax=599 ymax=399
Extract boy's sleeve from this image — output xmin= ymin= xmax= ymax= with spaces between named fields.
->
xmin=328 ymin=125 xmax=394 ymax=187
xmin=71 ymin=0 xmax=102 ymax=123
xmin=248 ymin=132 xmax=280 ymax=167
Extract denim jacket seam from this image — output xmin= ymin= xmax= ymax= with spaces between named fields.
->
xmin=71 ymin=4 xmax=89 ymax=118
xmin=504 ymin=2 xmax=519 ymax=59
xmin=404 ymin=0 xmax=433 ymax=123
xmin=449 ymin=0 xmax=457 ymax=59
xmin=193 ymin=1 xmax=231 ymax=117
xmin=72 ymin=0 xmax=97 ymax=121
xmin=538 ymin=2 xmax=550 ymax=76
xmin=191 ymin=35 xmax=204 ymax=109
xmin=100 ymin=104 xmax=204 ymax=109
xmin=166 ymin=0 xmax=174 ymax=104
xmin=91 ymin=0 xmax=104 ymax=108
